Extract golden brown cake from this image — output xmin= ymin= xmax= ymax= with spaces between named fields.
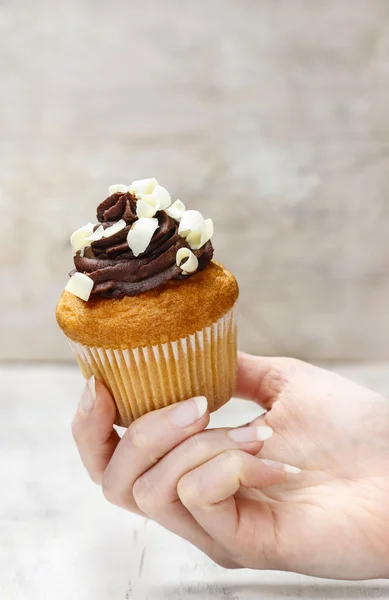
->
xmin=56 ymin=178 xmax=239 ymax=426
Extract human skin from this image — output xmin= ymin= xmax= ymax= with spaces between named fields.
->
xmin=72 ymin=353 xmax=389 ymax=580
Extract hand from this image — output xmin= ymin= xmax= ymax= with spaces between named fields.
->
xmin=72 ymin=354 xmax=389 ymax=580
xmin=71 ymin=376 xmax=283 ymax=569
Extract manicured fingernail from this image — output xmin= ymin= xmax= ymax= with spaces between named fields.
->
xmin=228 ymin=426 xmax=273 ymax=443
xmin=169 ymin=396 xmax=208 ymax=427
xmin=261 ymin=459 xmax=301 ymax=474
xmin=80 ymin=376 xmax=96 ymax=413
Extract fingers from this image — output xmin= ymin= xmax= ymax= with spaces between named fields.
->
xmin=72 ymin=377 xmax=120 ymax=485
xmin=132 ymin=425 xmax=271 ymax=515
xmin=131 ymin=425 xmax=271 ymax=566
xmin=101 ymin=396 xmax=210 ymax=513
xmin=177 ymin=450 xmax=286 ymax=567
xmin=236 ymin=352 xmax=297 ymax=408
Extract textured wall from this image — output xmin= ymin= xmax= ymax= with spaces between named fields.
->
xmin=2 ymin=0 xmax=389 ymax=361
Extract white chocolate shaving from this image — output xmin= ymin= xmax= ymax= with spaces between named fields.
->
xmin=165 ymin=199 xmax=185 ymax=221
xmin=131 ymin=178 xmax=158 ymax=195
xmin=65 ymin=272 xmax=94 ymax=302
xmin=178 ymin=210 xmax=205 ymax=238
xmin=71 ymin=223 xmax=95 ymax=256
xmin=102 ymin=219 xmax=126 ymax=238
xmin=137 ymin=185 xmax=172 ymax=218
xmin=86 ymin=225 xmax=104 ymax=242
xmin=127 ymin=217 xmax=159 ymax=257
xmin=136 ymin=199 xmax=157 ymax=218
xmin=186 ymin=231 xmax=202 ymax=249
xmin=204 ymin=218 xmax=214 ymax=239
xmin=108 ymin=184 xmax=129 ymax=195
xmin=187 ymin=218 xmax=214 ymax=250
xmin=150 ymin=185 xmax=171 ymax=210
xmin=176 ymin=247 xmax=199 ymax=274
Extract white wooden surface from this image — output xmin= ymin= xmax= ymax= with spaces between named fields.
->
xmin=1 ymin=364 xmax=389 ymax=599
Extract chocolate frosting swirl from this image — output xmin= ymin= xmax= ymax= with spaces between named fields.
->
xmin=72 ymin=191 xmax=214 ymax=298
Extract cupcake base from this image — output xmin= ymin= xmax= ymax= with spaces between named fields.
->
xmin=68 ymin=304 xmax=237 ymax=427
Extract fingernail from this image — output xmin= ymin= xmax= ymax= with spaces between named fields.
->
xmin=261 ymin=459 xmax=301 ymax=474
xmin=228 ymin=426 xmax=273 ymax=443
xmin=169 ymin=396 xmax=208 ymax=427
xmin=80 ymin=376 xmax=96 ymax=413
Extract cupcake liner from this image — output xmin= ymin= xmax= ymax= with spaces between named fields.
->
xmin=68 ymin=303 xmax=237 ymax=427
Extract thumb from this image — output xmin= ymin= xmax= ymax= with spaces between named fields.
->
xmin=72 ymin=376 xmax=120 ymax=484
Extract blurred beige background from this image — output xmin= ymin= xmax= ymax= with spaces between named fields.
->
xmin=2 ymin=0 xmax=389 ymax=362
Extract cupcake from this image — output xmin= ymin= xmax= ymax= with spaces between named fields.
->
xmin=56 ymin=178 xmax=238 ymax=427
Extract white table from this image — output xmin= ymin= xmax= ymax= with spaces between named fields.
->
xmin=2 ymin=364 xmax=389 ymax=599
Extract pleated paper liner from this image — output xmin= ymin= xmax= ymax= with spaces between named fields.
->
xmin=68 ymin=304 xmax=237 ymax=427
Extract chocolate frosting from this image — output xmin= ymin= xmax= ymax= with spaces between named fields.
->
xmin=72 ymin=191 xmax=214 ymax=298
